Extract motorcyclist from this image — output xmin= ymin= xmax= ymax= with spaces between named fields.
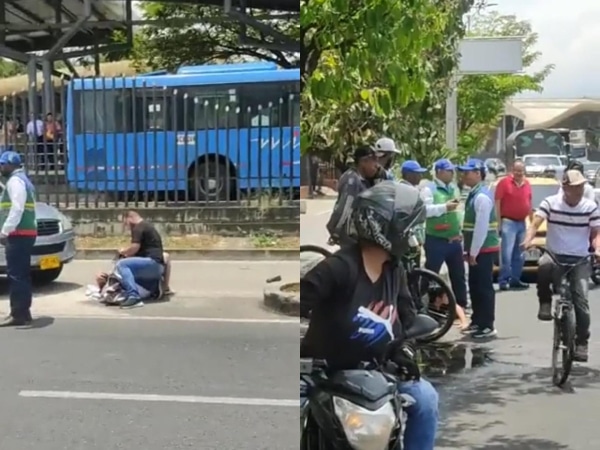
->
xmin=302 ymin=181 xmax=439 ymax=450
xmin=374 ymin=137 xmax=401 ymax=182
xmin=326 ymin=145 xmax=380 ymax=246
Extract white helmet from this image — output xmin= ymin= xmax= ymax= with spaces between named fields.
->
xmin=375 ymin=137 xmax=401 ymax=154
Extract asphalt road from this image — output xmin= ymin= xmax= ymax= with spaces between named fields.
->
xmin=0 ymin=259 xmax=299 ymax=449
xmin=302 ymin=198 xmax=600 ymax=450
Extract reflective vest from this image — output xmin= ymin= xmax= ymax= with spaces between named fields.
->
xmin=0 ymin=169 xmax=37 ymax=236
xmin=463 ymin=183 xmax=499 ymax=253
xmin=425 ymin=180 xmax=462 ymax=238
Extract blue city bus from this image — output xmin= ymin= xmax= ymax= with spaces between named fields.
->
xmin=65 ymin=62 xmax=300 ymax=201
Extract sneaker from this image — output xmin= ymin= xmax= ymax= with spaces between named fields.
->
xmin=574 ymin=344 xmax=589 ymax=362
xmin=119 ymin=298 xmax=144 ymax=309
xmin=537 ymin=303 xmax=553 ymax=321
xmin=499 ymin=282 xmax=510 ymax=291
xmin=510 ymin=281 xmax=529 ymax=290
xmin=461 ymin=323 xmax=479 ymax=335
xmin=472 ymin=327 xmax=497 ymax=339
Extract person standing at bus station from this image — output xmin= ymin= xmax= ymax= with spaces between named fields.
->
xmin=494 ymin=160 xmax=531 ymax=291
xmin=420 ymin=159 xmax=467 ymax=309
xmin=0 ymin=151 xmax=37 ymax=326
xmin=458 ymin=159 xmax=499 ymax=339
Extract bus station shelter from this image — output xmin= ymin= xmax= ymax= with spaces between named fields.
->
xmin=0 ymin=0 xmax=300 ymax=116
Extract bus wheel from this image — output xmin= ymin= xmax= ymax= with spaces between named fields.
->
xmin=188 ymin=160 xmax=228 ymax=201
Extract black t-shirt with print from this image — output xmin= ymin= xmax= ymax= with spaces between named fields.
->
xmin=300 ymin=244 xmax=416 ymax=369
xmin=131 ymin=221 xmax=164 ymax=264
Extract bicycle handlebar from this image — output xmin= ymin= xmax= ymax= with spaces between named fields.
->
xmin=532 ymin=245 xmax=593 ymax=268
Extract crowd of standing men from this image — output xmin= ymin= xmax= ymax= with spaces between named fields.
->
xmin=326 ymin=138 xmax=585 ymax=341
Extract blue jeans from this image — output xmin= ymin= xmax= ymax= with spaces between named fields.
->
xmin=6 ymin=236 xmax=35 ymax=320
xmin=424 ymin=235 xmax=468 ymax=308
xmin=398 ymin=379 xmax=439 ymax=450
xmin=115 ymin=257 xmax=163 ymax=300
xmin=498 ymin=219 xmax=526 ymax=285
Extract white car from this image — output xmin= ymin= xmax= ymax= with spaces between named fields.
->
xmin=522 ymin=154 xmax=563 ymax=176
xmin=0 ymin=183 xmax=76 ymax=284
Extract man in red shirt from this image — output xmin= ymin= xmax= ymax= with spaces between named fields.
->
xmin=494 ymin=160 xmax=532 ymax=290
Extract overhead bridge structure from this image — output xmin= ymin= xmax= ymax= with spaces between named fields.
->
xmin=0 ymin=0 xmax=299 ymax=115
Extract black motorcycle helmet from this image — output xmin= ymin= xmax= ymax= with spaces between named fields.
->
xmin=349 ymin=181 xmax=426 ymax=258
xmin=567 ymin=159 xmax=584 ymax=174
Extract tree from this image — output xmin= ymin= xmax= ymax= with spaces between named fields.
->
xmin=0 ymin=60 xmax=26 ymax=78
xmin=456 ymin=11 xmax=554 ymax=154
xmin=131 ymin=2 xmax=298 ymax=71
xmin=301 ymin=0 xmax=475 ymax=167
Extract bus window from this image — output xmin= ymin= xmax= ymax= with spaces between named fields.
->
xmin=74 ymin=89 xmax=132 ymax=133
xmin=176 ymin=86 xmax=238 ymax=130
xmin=241 ymin=81 xmax=299 ymax=128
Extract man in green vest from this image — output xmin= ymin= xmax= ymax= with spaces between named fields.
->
xmin=421 ymin=159 xmax=466 ymax=310
xmin=0 ymin=151 xmax=37 ymax=326
xmin=457 ymin=158 xmax=499 ymax=340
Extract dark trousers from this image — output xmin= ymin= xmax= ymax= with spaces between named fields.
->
xmin=469 ymin=251 xmax=497 ymax=329
xmin=424 ymin=235 xmax=468 ymax=308
xmin=537 ymin=253 xmax=590 ymax=344
xmin=6 ymin=236 xmax=35 ymax=320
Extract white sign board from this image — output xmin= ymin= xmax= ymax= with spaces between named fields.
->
xmin=458 ymin=37 xmax=523 ymax=74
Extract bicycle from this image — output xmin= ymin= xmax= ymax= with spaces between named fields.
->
xmin=534 ymin=246 xmax=593 ymax=386
xmin=402 ymin=235 xmax=457 ymax=343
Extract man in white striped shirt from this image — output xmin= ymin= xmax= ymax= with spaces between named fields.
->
xmin=523 ymin=170 xmax=600 ymax=362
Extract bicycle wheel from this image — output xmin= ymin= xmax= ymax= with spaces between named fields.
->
xmin=552 ymin=304 xmax=576 ymax=386
xmin=409 ymin=268 xmax=457 ymax=343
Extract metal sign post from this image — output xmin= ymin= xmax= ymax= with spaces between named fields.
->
xmin=445 ymin=37 xmax=524 ymax=151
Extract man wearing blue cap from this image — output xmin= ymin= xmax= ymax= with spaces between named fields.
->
xmin=458 ymin=158 xmax=499 ymax=339
xmin=420 ymin=159 xmax=466 ymax=310
xmin=0 ymin=151 xmax=37 ymax=326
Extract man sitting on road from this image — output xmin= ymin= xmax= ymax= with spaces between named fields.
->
xmin=523 ymin=169 xmax=600 ymax=362
xmin=326 ymin=145 xmax=380 ymax=246
xmin=116 ymin=210 xmax=167 ymax=309
xmin=96 ymin=251 xmax=173 ymax=295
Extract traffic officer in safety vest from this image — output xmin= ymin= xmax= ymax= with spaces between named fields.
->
xmin=420 ymin=159 xmax=466 ymax=310
xmin=458 ymin=158 xmax=499 ymax=339
xmin=0 ymin=151 xmax=37 ymax=326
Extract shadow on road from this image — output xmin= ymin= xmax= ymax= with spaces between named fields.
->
xmin=427 ymin=341 xmax=600 ymax=448
xmin=0 ymin=278 xmax=82 ymax=298
xmin=17 ymin=315 xmax=55 ymax=330
xmin=470 ymin=435 xmax=570 ymax=449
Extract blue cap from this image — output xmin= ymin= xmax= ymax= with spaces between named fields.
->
xmin=401 ymin=160 xmax=427 ymax=173
xmin=0 ymin=151 xmax=22 ymax=166
xmin=434 ymin=159 xmax=455 ymax=171
xmin=457 ymin=158 xmax=485 ymax=172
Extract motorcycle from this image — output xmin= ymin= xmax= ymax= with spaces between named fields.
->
xmin=300 ymin=314 xmax=439 ymax=450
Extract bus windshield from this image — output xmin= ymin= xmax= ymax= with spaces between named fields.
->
xmin=65 ymin=64 xmax=301 ymax=203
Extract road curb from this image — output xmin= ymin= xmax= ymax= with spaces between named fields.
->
xmin=263 ymin=280 xmax=299 ymax=317
xmin=75 ymin=248 xmax=299 ymax=261
xmin=300 ymin=200 xmax=307 ymax=214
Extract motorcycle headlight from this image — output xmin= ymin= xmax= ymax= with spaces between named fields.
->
xmin=58 ymin=212 xmax=73 ymax=233
xmin=333 ymin=396 xmax=396 ymax=450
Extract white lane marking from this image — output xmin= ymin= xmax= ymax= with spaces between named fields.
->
xmin=19 ymin=390 xmax=298 ymax=407
xmin=48 ymin=314 xmax=299 ymax=324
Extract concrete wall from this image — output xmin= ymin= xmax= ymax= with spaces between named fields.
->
xmin=63 ymin=205 xmax=300 ymax=236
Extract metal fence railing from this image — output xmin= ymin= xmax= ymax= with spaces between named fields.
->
xmin=0 ymin=79 xmax=300 ymax=209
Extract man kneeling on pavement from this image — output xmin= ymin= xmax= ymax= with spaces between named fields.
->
xmin=96 ymin=210 xmax=172 ymax=309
